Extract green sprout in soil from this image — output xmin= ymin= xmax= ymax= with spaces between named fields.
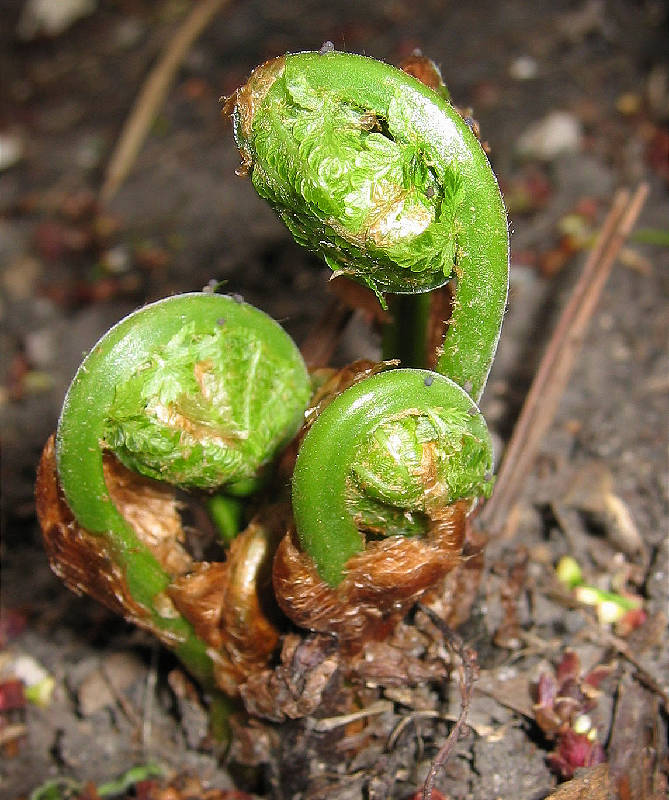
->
xmin=556 ymin=555 xmax=645 ymax=632
xmin=36 ymin=50 xmax=508 ymax=700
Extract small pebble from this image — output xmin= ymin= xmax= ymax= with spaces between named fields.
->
xmin=17 ymin=0 xmax=98 ymax=40
xmin=0 ymin=132 xmax=24 ymax=171
xmin=517 ymin=111 xmax=582 ymax=161
xmin=101 ymin=245 xmax=130 ymax=275
xmin=509 ymin=55 xmax=538 ymax=80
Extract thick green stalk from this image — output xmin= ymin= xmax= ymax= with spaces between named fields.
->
xmin=230 ymin=50 xmax=508 ymax=400
xmin=292 ymin=369 xmax=493 ymax=586
xmin=207 ymin=494 xmax=245 ymax=546
xmin=55 ymin=292 xmax=310 ymax=680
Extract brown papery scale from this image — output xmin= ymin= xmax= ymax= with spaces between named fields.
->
xmin=273 ymin=500 xmax=468 ymax=648
xmin=36 ymin=436 xmax=284 ymax=695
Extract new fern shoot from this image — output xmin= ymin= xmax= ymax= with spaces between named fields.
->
xmin=37 ymin=48 xmax=508 ymax=687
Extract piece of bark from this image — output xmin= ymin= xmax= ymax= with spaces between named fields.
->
xmin=240 ymin=633 xmax=342 ymax=722
xmin=607 ymin=672 xmax=667 ymax=800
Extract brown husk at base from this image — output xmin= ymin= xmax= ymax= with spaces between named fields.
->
xmin=168 ymin=510 xmax=286 ymax=695
xmin=36 ymin=435 xmax=159 ymax=633
xmin=35 ymin=435 xmax=283 ymax=695
xmin=36 ymin=432 xmax=485 ymax=719
xmin=272 ymin=501 xmax=468 ymax=648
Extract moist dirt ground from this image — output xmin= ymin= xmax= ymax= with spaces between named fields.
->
xmin=1 ymin=1 xmax=668 ymax=799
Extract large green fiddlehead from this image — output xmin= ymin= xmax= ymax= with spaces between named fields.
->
xmin=229 ymin=50 xmax=508 ymax=400
xmin=38 ymin=292 xmax=310 ymax=686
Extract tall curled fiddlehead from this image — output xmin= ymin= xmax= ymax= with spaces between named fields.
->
xmin=228 ymin=51 xmax=508 ymax=640
xmin=36 ymin=293 xmax=310 ymax=689
xmin=228 ymin=50 xmax=508 ymax=400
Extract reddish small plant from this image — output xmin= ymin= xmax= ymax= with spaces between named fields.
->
xmin=534 ymin=649 xmax=612 ymax=778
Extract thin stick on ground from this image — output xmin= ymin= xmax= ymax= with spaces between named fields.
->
xmin=100 ymin=0 xmax=230 ymax=206
xmin=479 ymin=183 xmax=649 ymax=538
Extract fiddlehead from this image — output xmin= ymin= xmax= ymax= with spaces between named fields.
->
xmin=36 ymin=292 xmax=310 ymax=688
xmin=292 ymin=369 xmax=493 ymax=586
xmin=273 ymin=369 xmax=493 ymax=641
xmin=227 ymin=50 xmax=508 ymax=400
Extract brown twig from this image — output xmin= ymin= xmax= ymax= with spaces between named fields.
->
xmin=418 ymin=605 xmax=479 ymax=800
xmin=101 ymin=660 xmax=143 ymax=730
xmin=100 ymin=0 xmax=229 ymax=206
xmin=479 ymin=183 xmax=649 ymax=537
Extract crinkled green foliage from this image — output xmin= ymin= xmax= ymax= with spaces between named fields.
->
xmin=233 ymin=51 xmax=509 ymax=402
xmin=347 ymin=406 xmax=493 ymax=538
xmin=104 ymin=321 xmax=306 ymax=489
xmin=246 ymin=62 xmax=462 ymax=296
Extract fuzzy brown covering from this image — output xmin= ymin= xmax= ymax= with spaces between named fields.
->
xmin=103 ymin=450 xmax=192 ymax=578
xmin=35 ymin=435 xmax=283 ymax=693
xmin=36 ymin=431 xmax=478 ymax=702
xmin=399 ymin=52 xmax=447 ymax=94
xmin=423 ymin=522 xmax=487 ymax=628
xmin=168 ymin=514 xmax=284 ymax=695
xmin=273 ymin=500 xmax=468 ymax=646
xmin=35 ymin=436 xmax=156 ymax=633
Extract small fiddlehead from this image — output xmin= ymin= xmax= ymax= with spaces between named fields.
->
xmin=37 ymin=292 xmax=310 ymax=687
xmin=292 ymin=369 xmax=493 ymax=587
xmin=228 ymin=50 xmax=508 ymax=400
xmin=273 ymin=369 xmax=492 ymax=642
